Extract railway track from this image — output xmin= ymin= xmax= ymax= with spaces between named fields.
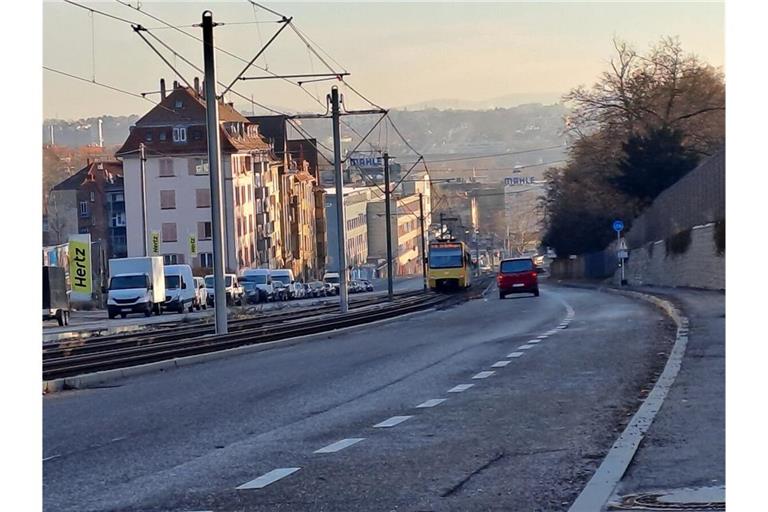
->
xmin=43 ymin=278 xmax=491 ymax=382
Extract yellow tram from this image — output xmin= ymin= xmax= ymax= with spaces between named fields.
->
xmin=427 ymin=240 xmax=473 ymax=291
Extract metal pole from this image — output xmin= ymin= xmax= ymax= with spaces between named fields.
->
xmin=383 ymin=152 xmax=394 ymax=301
xmin=419 ymin=192 xmax=427 ymax=291
xmin=474 ymin=230 xmax=480 ymax=277
xmin=202 ymin=11 xmax=228 ymax=334
xmin=139 ymin=142 xmax=148 ymax=257
xmin=330 ymin=86 xmax=349 ymax=313
xmin=618 ymin=231 xmax=626 ymax=286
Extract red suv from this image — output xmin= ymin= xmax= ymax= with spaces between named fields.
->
xmin=497 ymin=258 xmax=541 ymax=298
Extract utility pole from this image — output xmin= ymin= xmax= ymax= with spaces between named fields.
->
xmin=419 ymin=192 xmax=427 ymax=291
xmin=330 ymin=86 xmax=349 ymax=313
xmin=383 ymin=152 xmax=394 ymax=301
xmin=139 ymin=142 xmax=148 ymax=257
xmin=202 ymin=10 xmax=228 ymax=335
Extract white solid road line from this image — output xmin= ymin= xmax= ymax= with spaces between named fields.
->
xmin=416 ymin=398 xmax=447 ymax=408
xmin=507 ymin=352 xmax=524 ymax=358
xmin=491 ymin=360 xmax=511 ymax=368
xmin=43 ymin=455 xmax=61 ymax=462
xmin=518 ymin=344 xmax=535 ymax=350
xmin=236 ymin=467 xmax=301 ymax=490
xmin=314 ymin=438 xmax=365 ymax=454
xmin=472 ymin=371 xmax=495 ymax=379
xmin=373 ymin=415 xmax=414 ymax=428
xmin=448 ymin=384 xmax=475 ymax=393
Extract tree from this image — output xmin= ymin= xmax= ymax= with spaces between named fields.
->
xmin=613 ymin=126 xmax=700 ymax=206
xmin=542 ymin=36 xmax=724 ymax=256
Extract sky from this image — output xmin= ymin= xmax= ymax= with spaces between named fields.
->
xmin=42 ymin=1 xmax=724 ymax=120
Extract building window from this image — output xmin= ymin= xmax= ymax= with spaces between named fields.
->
xmin=159 ymin=159 xmax=174 ymax=177
xmin=237 ymin=218 xmax=242 ymax=237
xmin=196 ymin=188 xmax=211 ymax=208
xmin=197 ymin=221 xmax=212 ymax=240
xmin=110 ymin=212 xmax=126 ymax=227
xmin=188 ymin=158 xmax=208 ymax=176
xmin=160 ymin=190 xmax=176 ymax=209
xmin=173 ymin=127 xmax=187 ymax=143
xmin=79 ymin=201 xmax=89 ymax=217
xmin=159 ymin=131 xmax=167 ymax=141
xmin=89 ymin=191 xmax=95 ymax=202
xmin=162 ymin=222 xmax=177 ymax=242
xmin=163 ymin=254 xmax=184 ymax=265
xmin=174 ymin=99 xmax=183 ymax=109
xmin=199 ymin=252 xmax=214 ymax=268
xmin=145 ymin=131 xmax=153 ymax=142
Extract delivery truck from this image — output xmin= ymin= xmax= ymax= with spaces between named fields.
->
xmin=42 ymin=266 xmax=70 ymax=326
xmin=106 ymin=256 xmax=165 ymax=319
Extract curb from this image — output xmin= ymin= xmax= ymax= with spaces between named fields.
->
xmin=566 ymin=285 xmax=689 ymax=512
xmin=43 ymin=307 xmax=435 ymax=395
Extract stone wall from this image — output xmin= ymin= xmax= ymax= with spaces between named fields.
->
xmin=616 ymin=222 xmax=724 ymax=290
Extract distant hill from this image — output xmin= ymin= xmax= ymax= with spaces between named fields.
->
xmin=398 ymin=93 xmax=563 ymax=111
xmin=42 ymin=103 xmax=569 ymax=171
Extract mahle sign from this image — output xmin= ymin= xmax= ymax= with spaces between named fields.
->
xmin=504 ymin=176 xmax=537 ymax=186
xmin=348 ymin=152 xmax=383 ymax=170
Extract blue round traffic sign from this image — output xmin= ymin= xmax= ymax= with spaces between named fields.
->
xmin=612 ymin=220 xmax=624 ymax=232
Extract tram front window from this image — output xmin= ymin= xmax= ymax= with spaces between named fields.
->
xmin=429 ymin=248 xmax=463 ymax=268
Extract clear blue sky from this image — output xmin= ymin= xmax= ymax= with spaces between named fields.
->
xmin=43 ymin=1 xmax=724 ymax=119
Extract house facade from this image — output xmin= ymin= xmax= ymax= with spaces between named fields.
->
xmin=116 ymin=81 xmax=280 ymax=274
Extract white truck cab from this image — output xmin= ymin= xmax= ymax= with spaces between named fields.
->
xmin=107 ymin=257 xmax=165 ymax=319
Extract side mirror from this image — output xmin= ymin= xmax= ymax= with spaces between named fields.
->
xmin=182 ymin=281 xmax=187 ymax=289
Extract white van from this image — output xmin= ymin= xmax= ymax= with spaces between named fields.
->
xmin=270 ymin=269 xmax=295 ymax=287
xmin=323 ymin=271 xmax=341 ymax=295
xmin=163 ymin=264 xmax=196 ymax=313
xmin=241 ymin=268 xmax=274 ymax=302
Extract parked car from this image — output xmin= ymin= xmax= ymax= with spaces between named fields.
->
xmin=289 ymin=282 xmax=305 ymax=300
xmin=323 ymin=282 xmax=335 ymax=296
xmin=361 ymin=279 xmax=374 ymax=292
xmin=272 ymin=281 xmax=290 ymax=301
xmin=302 ymin=283 xmax=313 ymax=297
xmin=269 ymin=269 xmax=295 ymax=290
xmin=242 ymin=281 xmax=262 ymax=304
xmin=323 ymin=272 xmax=340 ymax=295
xmin=163 ymin=264 xmax=196 ymax=314
xmin=241 ymin=269 xmax=274 ymax=302
xmin=497 ymin=258 xmax=542 ymax=299
xmin=193 ymin=276 xmax=207 ymax=310
xmin=204 ymin=273 xmax=244 ymax=306
xmin=349 ymin=280 xmax=362 ymax=293
xmin=309 ymin=281 xmax=327 ymax=297
xmin=106 ymin=257 xmax=165 ymax=318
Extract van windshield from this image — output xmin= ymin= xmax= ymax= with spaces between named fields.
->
xmin=110 ymin=275 xmax=148 ymax=290
xmin=164 ymin=275 xmax=181 ymax=289
xmin=204 ymin=277 xmax=214 ymax=288
xmin=271 ymin=275 xmax=291 ymax=285
xmin=242 ymin=274 xmax=267 ymax=284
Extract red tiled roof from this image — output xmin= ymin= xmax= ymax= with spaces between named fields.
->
xmin=52 ymin=161 xmax=123 ymax=191
xmin=116 ymin=86 xmax=271 ymax=157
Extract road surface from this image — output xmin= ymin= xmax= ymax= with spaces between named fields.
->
xmin=43 ymin=283 xmax=675 ymax=511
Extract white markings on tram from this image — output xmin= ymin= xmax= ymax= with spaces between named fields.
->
xmin=236 ymin=467 xmax=301 ymax=490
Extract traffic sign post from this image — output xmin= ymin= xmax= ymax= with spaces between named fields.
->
xmin=613 ymin=220 xmax=628 ymax=286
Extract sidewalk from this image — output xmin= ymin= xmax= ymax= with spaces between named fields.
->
xmin=606 ymin=286 xmax=725 ymax=510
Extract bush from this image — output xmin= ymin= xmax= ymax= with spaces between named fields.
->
xmin=665 ymin=228 xmax=692 ymax=257
xmin=714 ymin=219 xmax=725 ymax=255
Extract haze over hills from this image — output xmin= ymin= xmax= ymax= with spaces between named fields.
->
xmin=397 ymin=92 xmax=564 ymax=111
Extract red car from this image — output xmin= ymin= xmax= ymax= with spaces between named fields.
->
xmin=497 ymin=258 xmax=541 ymax=298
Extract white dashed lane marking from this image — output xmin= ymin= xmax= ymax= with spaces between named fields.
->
xmin=537 ymin=335 xmax=549 ymax=339
xmin=236 ymin=467 xmax=301 ymax=490
xmin=314 ymin=438 xmax=365 ymax=454
xmin=507 ymin=352 xmax=524 ymax=358
xmin=448 ymin=384 xmax=475 ymax=393
xmin=472 ymin=371 xmax=495 ymax=379
xmin=416 ymin=398 xmax=447 ymax=408
xmin=527 ymin=339 xmax=541 ymax=344
xmin=373 ymin=416 xmax=413 ymax=428
xmin=491 ymin=360 xmax=511 ymax=368
xmin=518 ymin=344 xmax=535 ymax=350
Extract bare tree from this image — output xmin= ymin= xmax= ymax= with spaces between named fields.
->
xmin=506 ymin=193 xmax=543 ymax=256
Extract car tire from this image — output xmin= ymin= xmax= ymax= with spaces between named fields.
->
xmin=56 ymin=310 xmax=64 ymax=327
xmin=108 ymin=309 xmax=117 ymax=320
xmin=499 ymin=292 xmax=505 ymax=300
xmin=533 ymin=288 xmax=540 ymax=297
xmin=178 ymin=302 xmax=185 ymax=314
xmin=63 ymin=311 xmax=70 ymax=326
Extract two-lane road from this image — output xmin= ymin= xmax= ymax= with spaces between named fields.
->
xmin=43 ymin=284 xmax=674 ymax=511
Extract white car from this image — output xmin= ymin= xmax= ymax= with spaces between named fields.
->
xmin=289 ymin=282 xmax=306 ymax=300
xmin=193 ymin=276 xmax=207 ymax=310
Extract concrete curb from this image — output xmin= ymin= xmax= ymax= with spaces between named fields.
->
xmin=565 ymin=284 xmax=690 ymax=512
xmin=43 ymin=307 xmax=435 ymax=395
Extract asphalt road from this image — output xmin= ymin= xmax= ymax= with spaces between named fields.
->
xmin=43 ymin=283 xmax=675 ymax=512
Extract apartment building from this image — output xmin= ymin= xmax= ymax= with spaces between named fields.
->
xmin=116 ymin=80 xmax=279 ymax=274
xmin=367 ymin=191 xmax=427 ymax=276
xmin=324 ymin=187 xmax=372 ymax=272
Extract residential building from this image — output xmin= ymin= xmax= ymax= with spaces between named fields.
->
xmin=47 ymin=160 xmax=127 ymax=259
xmin=367 ymin=191 xmax=426 ymax=276
xmin=324 ymin=187 xmax=373 ymax=272
xmin=116 ymin=80 xmax=278 ymax=274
